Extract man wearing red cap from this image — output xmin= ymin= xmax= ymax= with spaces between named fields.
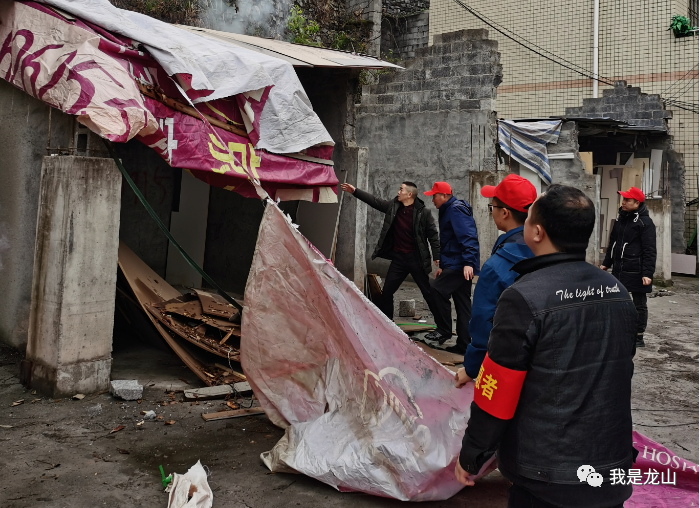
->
xmin=453 ymin=175 xmax=536 ymax=375
xmin=422 ymin=182 xmax=480 ymax=351
xmin=601 ymin=186 xmax=657 ymax=348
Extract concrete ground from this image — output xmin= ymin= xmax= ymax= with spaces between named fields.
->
xmin=0 ymin=277 xmax=697 ymax=507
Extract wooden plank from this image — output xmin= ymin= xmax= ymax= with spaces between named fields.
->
xmin=154 ymin=294 xmax=240 ymax=332
xmin=214 ymin=363 xmax=247 ymax=383
xmin=396 ymin=322 xmax=437 ymax=333
xmin=367 ymin=274 xmax=383 ymax=303
xmin=414 ymin=341 xmax=464 ymax=366
xmin=193 ymin=288 xmax=239 ymax=320
xmin=184 ymin=381 xmax=252 ymax=401
xmin=201 ymin=407 xmax=265 ymax=421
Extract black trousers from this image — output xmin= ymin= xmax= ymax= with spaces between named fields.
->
xmin=378 ymin=251 xmax=434 ymax=321
xmin=631 ymin=292 xmax=648 ymax=335
xmin=508 ymin=484 xmax=624 ymax=508
xmin=430 ymin=268 xmax=472 ymax=349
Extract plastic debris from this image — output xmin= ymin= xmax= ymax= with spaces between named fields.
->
xmin=165 ymin=461 xmax=212 ymax=508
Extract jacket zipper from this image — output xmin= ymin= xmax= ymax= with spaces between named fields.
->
xmin=621 ymin=242 xmax=628 ymax=272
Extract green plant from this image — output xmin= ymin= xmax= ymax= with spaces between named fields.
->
xmin=287 ymin=5 xmax=322 ymax=46
xmin=668 ymin=15 xmax=697 ymax=37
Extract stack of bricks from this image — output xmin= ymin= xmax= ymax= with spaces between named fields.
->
xmin=358 ymin=29 xmax=502 ymax=116
xmin=380 ymin=11 xmax=430 ymax=60
xmin=565 ymin=81 xmax=672 ymax=130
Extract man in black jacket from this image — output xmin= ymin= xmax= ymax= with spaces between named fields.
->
xmin=456 ymin=185 xmax=638 ymax=508
xmin=340 ymin=181 xmax=440 ymax=319
xmin=601 ymin=187 xmax=657 ymax=348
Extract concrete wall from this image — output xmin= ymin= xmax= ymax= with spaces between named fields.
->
xmin=24 ymin=157 xmax=121 ymax=397
xmin=0 ymin=81 xmax=73 ymax=349
xmin=382 ymin=0 xmax=429 ymax=16
xmin=380 ymin=10 xmax=429 ymax=60
xmin=647 ymin=196 xmax=673 ymax=283
xmin=356 ymin=29 xmax=500 ymax=276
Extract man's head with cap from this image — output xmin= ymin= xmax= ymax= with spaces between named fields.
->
xmin=424 ymin=181 xmax=453 ymax=209
xmin=619 ymin=186 xmax=644 ymax=212
xmin=480 ymin=174 xmax=537 ymax=232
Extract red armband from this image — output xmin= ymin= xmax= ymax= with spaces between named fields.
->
xmin=473 ymin=353 xmax=527 ymax=420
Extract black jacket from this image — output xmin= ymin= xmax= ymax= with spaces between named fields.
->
xmin=459 ymin=253 xmax=637 ymax=507
xmin=603 ymin=203 xmax=657 ymax=293
xmin=353 ymin=188 xmax=440 ymax=274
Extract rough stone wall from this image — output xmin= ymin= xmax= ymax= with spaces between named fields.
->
xmin=356 ymin=29 xmax=501 ymax=276
xmin=380 ymin=10 xmax=429 ymax=60
xmin=382 ymin=0 xmax=429 ymax=16
xmin=565 ymin=80 xmax=672 ymax=130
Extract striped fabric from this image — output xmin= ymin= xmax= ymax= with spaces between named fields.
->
xmin=497 ymin=120 xmax=563 ymax=184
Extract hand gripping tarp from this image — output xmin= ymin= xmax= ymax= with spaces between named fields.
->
xmin=241 ymin=203 xmax=475 ymax=501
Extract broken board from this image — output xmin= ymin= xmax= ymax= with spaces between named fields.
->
xmin=184 ymin=382 xmax=252 ymax=401
xmin=193 ymin=288 xmax=239 ymax=320
xmin=201 ymin=407 xmax=266 ymax=422
xmin=118 ymin=242 xmax=245 ymax=386
xmin=414 ymin=342 xmax=464 ymax=366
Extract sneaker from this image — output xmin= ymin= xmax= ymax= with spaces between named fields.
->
xmin=424 ymin=330 xmax=450 ymax=344
xmin=635 ymin=334 xmax=646 ymax=348
xmin=445 ymin=345 xmax=466 ymax=355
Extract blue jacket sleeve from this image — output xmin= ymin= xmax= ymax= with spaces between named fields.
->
xmin=450 ymin=207 xmax=480 ymax=270
xmin=463 ymin=261 xmax=508 ymax=378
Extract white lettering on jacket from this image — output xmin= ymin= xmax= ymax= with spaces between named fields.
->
xmin=555 ymin=284 xmax=620 ymax=301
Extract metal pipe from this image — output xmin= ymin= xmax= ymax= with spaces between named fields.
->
xmin=593 ymin=0 xmax=599 ymax=98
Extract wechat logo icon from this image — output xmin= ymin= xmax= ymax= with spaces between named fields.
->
xmin=577 ymin=465 xmax=604 ymax=487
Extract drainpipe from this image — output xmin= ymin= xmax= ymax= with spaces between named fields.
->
xmin=593 ymin=0 xmax=599 ymax=98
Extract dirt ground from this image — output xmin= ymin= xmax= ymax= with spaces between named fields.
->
xmin=0 ymin=277 xmax=697 ymax=507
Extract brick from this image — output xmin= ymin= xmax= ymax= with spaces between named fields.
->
xmin=400 ymin=103 xmax=421 ymax=113
xmin=460 ymin=75 xmax=480 ymax=87
xmin=421 ymin=101 xmax=438 ymax=111
xmin=438 ymin=99 xmax=460 ymax=110
xmin=387 ymin=82 xmax=404 ymax=93
xmin=377 ymin=94 xmax=395 ymax=104
xmin=458 ymin=100 xmax=480 ymax=110
xmin=440 ymin=76 xmax=463 ymax=89
xmin=404 ymin=81 xmax=423 ymax=92
xmin=450 ymin=41 xmax=473 ymax=54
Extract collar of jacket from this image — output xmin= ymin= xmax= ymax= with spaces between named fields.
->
xmin=492 ymin=226 xmax=524 ymax=254
xmin=617 ymin=202 xmax=649 ymax=221
xmin=438 ymin=195 xmax=457 ymax=218
xmin=395 ymin=196 xmax=426 ymax=210
xmin=511 ymin=251 xmax=586 ymax=276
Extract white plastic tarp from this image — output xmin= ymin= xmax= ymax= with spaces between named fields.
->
xmin=241 ymin=203 xmax=478 ymax=501
xmin=38 ymin=0 xmax=334 ymax=153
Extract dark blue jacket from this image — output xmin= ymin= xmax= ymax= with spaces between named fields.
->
xmin=438 ymin=196 xmax=480 ymax=273
xmin=463 ymin=226 xmax=533 ymax=378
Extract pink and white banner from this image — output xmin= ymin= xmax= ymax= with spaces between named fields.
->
xmin=0 ymin=1 xmax=338 ymax=202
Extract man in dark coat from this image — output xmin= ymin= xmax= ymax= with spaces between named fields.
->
xmin=340 ymin=181 xmax=440 ymax=320
xmin=601 ymin=186 xmax=657 ymax=348
xmin=455 ymin=184 xmax=638 ymax=508
xmin=422 ymin=182 xmax=480 ymax=352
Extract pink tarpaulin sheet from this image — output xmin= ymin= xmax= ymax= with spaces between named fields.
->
xmin=241 ymin=202 xmax=476 ymax=501
xmin=626 ymin=431 xmax=699 ymax=507
xmin=0 ymin=1 xmax=338 ymax=202
xmin=241 ymin=203 xmax=699 ymax=502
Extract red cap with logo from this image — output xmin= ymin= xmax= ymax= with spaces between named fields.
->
xmin=618 ymin=187 xmax=645 ymax=202
xmin=423 ymin=181 xmax=452 ymax=196
xmin=480 ymin=174 xmax=537 ymax=212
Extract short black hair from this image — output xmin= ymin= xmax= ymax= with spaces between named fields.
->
xmin=402 ymin=181 xmax=418 ymax=197
xmin=528 ymin=184 xmax=595 ymax=253
xmin=493 ymin=196 xmax=528 ymax=225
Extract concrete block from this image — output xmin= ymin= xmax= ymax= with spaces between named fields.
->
xmin=420 ymin=101 xmax=438 ymax=111
xmin=24 ymin=156 xmax=121 ymax=398
xmin=378 ymin=94 xmax=395 ymax=104
xmin=110 ymin=380 xmax=143 ymax=401
xmin=459 ymin=100 xmax=481 ymax=110
xmin=398 ymin=299 xmax=416 ymax=317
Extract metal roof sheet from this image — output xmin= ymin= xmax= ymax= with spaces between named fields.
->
xmin=175 ymin=25 xmax=403 ymax=69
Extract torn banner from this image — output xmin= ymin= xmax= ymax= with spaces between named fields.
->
xmin=0 ymin=1 xmax=337 ymax=202
xmin=241 ymin=203 xmax=474 ymax=501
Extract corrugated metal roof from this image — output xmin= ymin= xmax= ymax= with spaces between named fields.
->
xmin=175 ymin=25 xmax=403 ymax=69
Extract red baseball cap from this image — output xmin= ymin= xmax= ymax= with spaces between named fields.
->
xmin=480 ymin=174 xmax=537 ymax=212
xmin=618 ymin=187 xmax=645 ymax=202
xmin=424 ymin=181 xmax=452 ymax=196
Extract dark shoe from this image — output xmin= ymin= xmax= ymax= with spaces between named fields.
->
xmin=424 ymin=330 xmax=450 ymax=344
xmin=445 ymin=345 xmax=466 ymax=355
xmin=635 ymin=334 xmax=646 ymax=348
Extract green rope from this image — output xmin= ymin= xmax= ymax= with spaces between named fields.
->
xmin=104 ymin=140 xmax=243 ymax=313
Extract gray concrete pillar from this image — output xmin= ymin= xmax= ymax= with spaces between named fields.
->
xmin=22 ymin=156 xmax=122 ymax=397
